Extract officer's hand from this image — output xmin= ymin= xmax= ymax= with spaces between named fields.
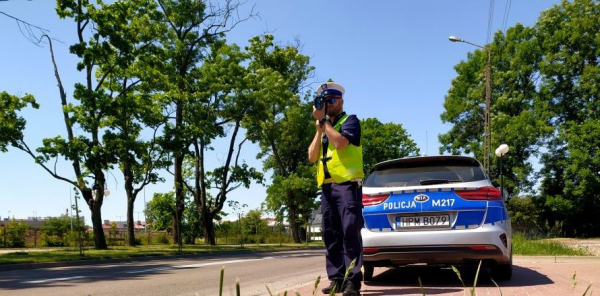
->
xmin=315 ymin=120 xmax=324 ymax=133
xmin=313 ymin=106 xmax=325 ymax=121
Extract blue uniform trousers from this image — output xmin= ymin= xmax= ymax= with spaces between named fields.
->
xmin=321 ymin=181 xmax=364 ymax=286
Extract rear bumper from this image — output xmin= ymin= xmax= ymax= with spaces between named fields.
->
xmin=363 ymin=245 xmax=505 ymax=266
xmin=362 ymin=223 xmax=511 ymax=266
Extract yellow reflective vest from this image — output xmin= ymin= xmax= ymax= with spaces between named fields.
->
xmin=317 ymin=114 xmax=364 ymax=187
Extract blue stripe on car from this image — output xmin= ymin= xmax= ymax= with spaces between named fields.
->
xmin=452 ymin=211 xmax=485 ymax=229
xmin=484 ymin=202 xmax=508 ymax=225
xmin=363 ymin=189 xmax=497 ymax=231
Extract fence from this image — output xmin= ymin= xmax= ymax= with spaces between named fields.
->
xmin=0 ymin=228 xmax=299 ymax=248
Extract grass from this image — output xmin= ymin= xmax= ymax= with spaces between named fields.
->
xmin=0 ymin=242 xmax=324 ymax=265
xmin=512 ymin=232 xmax=593 ymax=256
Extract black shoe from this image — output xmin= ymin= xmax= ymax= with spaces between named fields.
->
xmin=342 ymin=281 xmax=361 ymax=296
xmin=322 ymin=281 xmax=342 ymax=294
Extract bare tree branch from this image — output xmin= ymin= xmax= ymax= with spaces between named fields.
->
xmin=16 ymin=141 xmax=78 ymax=187
xmin=1 ymin=10 xmax=64 ymax=46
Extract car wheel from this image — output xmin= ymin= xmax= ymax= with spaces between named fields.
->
xmin=363 ymin=263 xmax=374 ymax=281
xmin=491 ymin=254 xmax=513 ymax=281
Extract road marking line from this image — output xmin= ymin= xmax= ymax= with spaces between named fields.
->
xmin=21 ymin=276 xmax=86 ymax=284
xmin=125 ymin=253 xmax=314 ymax=274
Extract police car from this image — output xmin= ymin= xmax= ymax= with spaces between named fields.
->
xmin=361 ymin=155 xmax=512 ymax=281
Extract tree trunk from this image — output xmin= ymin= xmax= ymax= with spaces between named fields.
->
xmin=127 ymin=196 xmax=135 ymax=246
xmin=124 ymin=164 xmax=137 ymax=247
xmin=202 ymin=210 xmax=216 ymax=245
xmin=288 ymin=206 xmax=301 ymax=243
xmin=173 ymin=154 xmax=184 ymax=246
xmin=87 ymin=191 xmax=107 ymax=249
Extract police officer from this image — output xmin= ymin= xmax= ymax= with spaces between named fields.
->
xmin=308 ymin=82 xmax=364 ymax=296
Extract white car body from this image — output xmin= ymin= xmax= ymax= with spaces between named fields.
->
xmin=361 ymin=155 xmax=512 ymax=281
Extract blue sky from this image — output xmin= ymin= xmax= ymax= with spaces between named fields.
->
xmin=0 ymin=0 xmax=561 ymax=224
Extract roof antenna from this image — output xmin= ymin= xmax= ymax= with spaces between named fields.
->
xmin=421 ymin=131 xmax=428 ymax=157
xmin=426 ymin=131 xmax=428 ymax=156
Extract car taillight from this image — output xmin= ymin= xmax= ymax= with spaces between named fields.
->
xmin=362 ymin=194 xmax=390 ymax=206
xmin=469 ymin=245 xmax=499 ymax=251
xmin=363 ymin=248 xmax=380 ymax=254
xmin=455 ymin=186 xmax=502 ymax=200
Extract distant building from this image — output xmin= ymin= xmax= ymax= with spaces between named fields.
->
xmin=263 ymin=217 xmax=290 ymax=231
xmin=308 ymin=208 xmax=323 ymax=241
xmin=101 ymin=220 xmax=147 ymax=234
xmin=1 ymin=217 xmax=47 ymax=229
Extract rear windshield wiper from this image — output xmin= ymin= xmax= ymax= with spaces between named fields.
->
xmin=419 ymin=179 xmax=462 ymax=185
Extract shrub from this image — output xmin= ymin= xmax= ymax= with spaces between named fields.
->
xmin=6 ymin=219 xmax=29 ymax=248
xmin=507 ymin=196 xmax=541 ymax=231
xmin=153 ymin=233 xmax=170 ymax=245
xmin=42 ymin=234 xmax=67 ymax=247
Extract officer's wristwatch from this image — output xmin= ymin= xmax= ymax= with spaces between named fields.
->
xmin=318 ymin=118 xmax=328 ymax=127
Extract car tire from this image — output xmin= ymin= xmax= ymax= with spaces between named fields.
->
xmin=363 ymin=263 xmax=374 ymax=281
xmin=491 ymin=253 xmax=513 ymax=281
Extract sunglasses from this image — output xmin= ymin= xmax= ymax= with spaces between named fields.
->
xmin=314 ymin=96 xmax=341 ymax=110
xmin=324 ymin=96 xmax=340 ymax=104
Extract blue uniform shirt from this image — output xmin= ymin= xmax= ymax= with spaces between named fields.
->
xmin=321 ymin=112 xmax=361 ymax=179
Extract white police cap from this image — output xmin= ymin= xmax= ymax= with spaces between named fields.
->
xmin=316 ymin=82 xmax=345 ymax=97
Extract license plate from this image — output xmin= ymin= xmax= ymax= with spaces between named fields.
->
xmin=396 ymin=215 xmax=450 ymax=228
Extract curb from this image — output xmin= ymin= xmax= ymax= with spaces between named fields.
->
xmin=0 ymin=246 xmax=325 ymax=272
xmin=514 ymin=255 xmax=600 ymax=263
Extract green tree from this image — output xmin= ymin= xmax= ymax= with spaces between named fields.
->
xmin=1 ymin=0 xmax=159 ymax=249
xmin=184 ymin=40 xmax=262 ymax=245
xmin=243 ymin=36 xmax=316 ymax=244
xmin=439 ymin=0 xmax=599 ymax=235
xmin=541 ymin=121 xmax=600 ymax=236
xmin=145 ymin=192 xmax=176 ymax=233
xmin=153 ymin=0 xmax=253 ymax=246
xmin=361 ymin=118 xmax=420 ymax=173
xmin=216 ymin=220 xmax=234 ymax=244
xmin=506 ymin=196 xmax=541 ymax=231
xmin=42 ymin=214 xmax=86 ymax=238
xmin=243 ymin=209 xmax=267 ymax=243
xmin=439 ymin=23 xmax=552 ymax=196
xmin=145 ymin=191 xmax=216 ymax=243
xmin=94 ymin=0 xmax=170 ymax=247
xmin=186 ymin=34 xmax=318 ymax=245
xmin=227 ymin=200 xmax=248 ymax=247
xmin=0 ymin=92 xmax=39 ymax=153
xmin=535 ymin=0 xmax=600 ymax=236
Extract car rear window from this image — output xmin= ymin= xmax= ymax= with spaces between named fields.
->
xmin=364 ymin=158 xmax=487 ymax=187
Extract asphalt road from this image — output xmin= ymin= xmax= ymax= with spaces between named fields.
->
xmin=0 ymin=249 xmax=325 ymax=296
xmin=2 ymin=251 xmax=600 ymax=296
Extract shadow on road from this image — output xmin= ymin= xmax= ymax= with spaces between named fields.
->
xmin=0 ymin=262 xmax=177 ymax=290
xmin=363 ymin=263 xmax=553 ymax=293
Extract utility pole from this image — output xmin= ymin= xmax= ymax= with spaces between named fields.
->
xmin=70 ymin=188 xmax=73 ymax=231
xmin=73 ymin=188 xmax=84 ymax=256
xmin=483 ymin=49 xmax=492 ymax=173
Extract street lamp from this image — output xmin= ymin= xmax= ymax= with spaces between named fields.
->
xmin=449 ymin=35 xmax=492 ymax=174
xmin=495 ymin=144 xmax=510 ymax=200
xmin=91 ymin=187 xmax=111 ymax=198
